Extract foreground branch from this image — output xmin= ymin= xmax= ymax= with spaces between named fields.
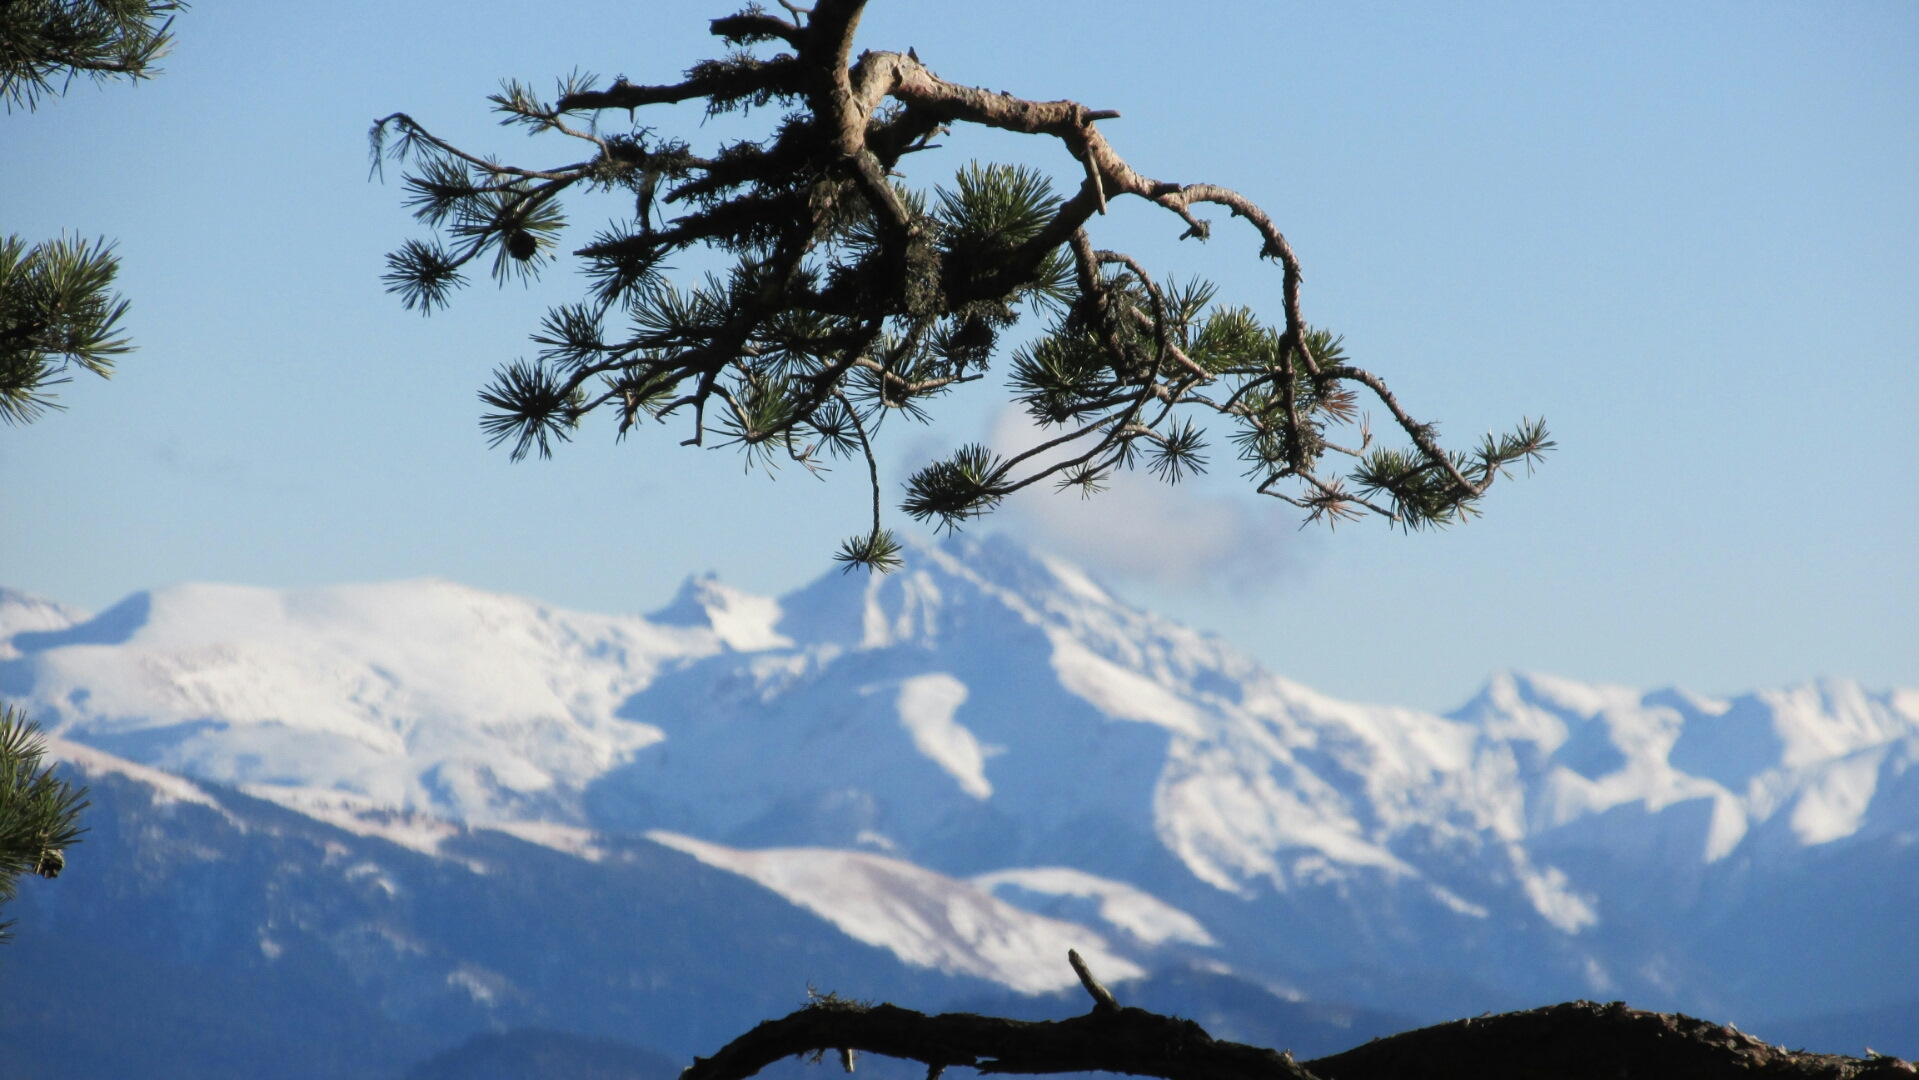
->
xmin=0 ymin=1 xmax=183 ymax=112
xmin=685 ymin=953 xmax=1318 ymax=1080
xmin=1305 ymin=1000 xmax=1916 ymax=1080
xmin=685 ymin=960 xmax=1917 ymax=1080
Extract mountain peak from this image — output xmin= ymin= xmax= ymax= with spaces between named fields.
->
xmin=1 ymin=587 xmax=99 ymax=659
xmin=650 ymin=574 xmax=792 ymax=652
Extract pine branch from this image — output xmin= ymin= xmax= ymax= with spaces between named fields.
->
xmin=373 ymin=1 xmax=1551 ymax=569
xmin=0 ymin=1 xmax=184 ymax=112
xmin=0 ymin=704 xmax=88 ymax=941
xmin=0 ymin=233 xmax=133 ymax=424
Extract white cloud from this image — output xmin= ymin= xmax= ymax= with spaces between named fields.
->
xmin=984 ymin=408 xmax=1307 ymax=590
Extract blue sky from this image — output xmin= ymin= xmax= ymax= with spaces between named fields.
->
xmin=3 ymin=1 xmax=1913 ymax=710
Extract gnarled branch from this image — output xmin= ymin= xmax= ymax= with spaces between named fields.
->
xmin=683 ymin=953 xmax=1321 ymax=1080
xmin=374 ymin=0 xmax=1551 ymax=568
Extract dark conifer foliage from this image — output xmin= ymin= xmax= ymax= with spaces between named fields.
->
xmin=2 ymin=1 xmax=181 ymax=421
xmin=0 ymin=0 xmax=182 ymax=111
xmin=377 ymin=0 xmax=1551 ymax=571
xmin=0 ymin=233 xmax=131 ymax=424
xmin=0 ymin=704 xmax=86 ymax=942
xmin=0 ymin=0 xmax=177 ymax=940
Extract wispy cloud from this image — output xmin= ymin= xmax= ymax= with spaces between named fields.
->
xmin=982 ymin=409 xmax=1308 ymax=591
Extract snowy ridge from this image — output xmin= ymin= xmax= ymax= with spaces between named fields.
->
xmin=647 ymin=831 xmax=1143 ymax=993
xmin=0 ymin=588 xmax=86 ymax=661
xmin=240 ymin=783 xmax=470 ymax=859
xmin=6 ymin=535 xmax=1917 ymax=1015
xmin=652 ymin=574 xmax=794 ymax=652
xmin=8 ymin=545 xmax=1915 ymax=886
xmin=6 ymin=579 xmax=722 ymax=824
xmin=1458 ymin=671 xmax=1919 ymax=863
xmin=972 ymin=867 xmax=1217 ymax=947
xmin=47 ymin=735 xmax=224 ymax=812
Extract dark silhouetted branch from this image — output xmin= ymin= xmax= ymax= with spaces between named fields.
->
xmin=682 ymin=955 xmax=1321 ymax=1080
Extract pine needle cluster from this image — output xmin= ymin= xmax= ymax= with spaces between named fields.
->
xmin=375 ymin=1 xmax=1550 ymax=570
xmin=0 ymin=0 xmax=182 ymax=112
xmin=0 ymin=233 xmax=131 ymax=424
xmin=0 ymin=705 xmax=87 ymax=942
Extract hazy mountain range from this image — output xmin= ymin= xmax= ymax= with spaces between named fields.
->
xmin=1 ymin=536 xmax=1914 ymax=1077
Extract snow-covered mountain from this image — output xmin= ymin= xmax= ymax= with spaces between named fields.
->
xmin=2 ymin=578 xmax=722 ymax=822
xmin=0 ymin=735 xmax=1413 ymax=1080
xmin=0 ymin=747 xmax=1019 ymax=1080
xmin=0 ymin=586 xmax=85 ymax=660
xmin=3 ymin=535 xmax=1916 ymax=1050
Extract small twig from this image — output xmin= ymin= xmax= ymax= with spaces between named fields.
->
xmin=1068 ymin=949 xmax=1119 ymax=1014
xmin=839 ymin=390 xmax=885 ymax=559
xmin=1082 ymin=155 xmax=1106 ymax=215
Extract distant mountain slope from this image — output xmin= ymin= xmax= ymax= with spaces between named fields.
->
xmin=0 ymin=587 xmax=85 ymax=660
xmin=0 ymin=744 xmax=1002 ymax=1080
xmin=646 ymin=830 xmax=1143 ymax=993
xmin=3 ymin=535 xmax=1916 ymax=1040
xmin=0 ymin=743 xmax=1411 ymax=1080
xmin=402 ymin=1030 xmax=681 ymax=1080
xmin=3 ymin=579 xmax=721 ymax=823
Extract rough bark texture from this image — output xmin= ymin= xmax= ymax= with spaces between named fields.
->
xmin=682 ymin=1000 xmax=1317 ymax=1080
xmin=684 ymin=995 xmax=1915 ymax=1080
xmin=1305 ymin=1000 xmax=1916 ymax=1080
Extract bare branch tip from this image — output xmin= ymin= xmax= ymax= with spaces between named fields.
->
xmin=1067 ymin=949 xmax=1119 ymax=1013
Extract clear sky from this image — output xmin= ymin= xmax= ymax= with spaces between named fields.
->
xmin=3 ymin=1 xmax=1914 ymax=711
